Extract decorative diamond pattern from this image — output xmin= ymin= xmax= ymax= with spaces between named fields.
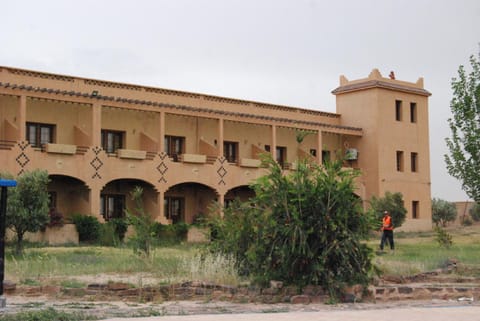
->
xmin=217 ymin=156 xmax=227 ymax=185
xmin=157 ymin=152 xmax=169 ymax=183
xmin=90 ymin=147 xmax=103 ymax=179
xmin=16 ymin=141 xmax=30 ymax=175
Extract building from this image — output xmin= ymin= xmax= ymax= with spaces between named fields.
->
xmin=0 ymin=66 xmax=432 ymax=235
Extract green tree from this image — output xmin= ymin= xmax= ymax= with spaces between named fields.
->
xmin=208 ymin=156 xmax=373 ymax=297
xmin=431 ymin=197 xmax=457 ymax=227
xmin=445 ymin=51 xmax=480 ymax=201
xmin=469 ymin=202 xmax=480 ymax=222
xmin=1 ymin=170 xmax=49 ymax=255
xmin=369 ymin=191 xmax=407 ymax=230
xmin=126 ymin=186 xmax=154 ymax=257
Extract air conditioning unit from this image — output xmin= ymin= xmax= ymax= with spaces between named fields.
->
xmin=345 ymin=148 xmax=358 ymax=160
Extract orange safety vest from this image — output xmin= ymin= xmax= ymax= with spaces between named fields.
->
xmin=382 ymin=215 xmax=393 ymax=230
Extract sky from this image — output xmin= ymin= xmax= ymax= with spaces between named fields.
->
xmin=1 ymin=0 xmax=479 ymax=201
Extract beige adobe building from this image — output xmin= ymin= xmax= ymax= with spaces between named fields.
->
xmin=0 ymin=66 xmax=432 ymax=236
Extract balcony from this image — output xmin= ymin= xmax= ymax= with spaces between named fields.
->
xmin=44 ymin=143 xmax=77 ymax=155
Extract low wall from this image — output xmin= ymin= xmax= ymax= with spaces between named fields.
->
xmin=7 ymin=224 xmax=79 ymax=245
xmin=396 ymin=218 xmax=432 ymax=232
xmin=187 ymin=227 xmax=209 ymax=243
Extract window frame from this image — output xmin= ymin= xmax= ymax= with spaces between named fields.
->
xmin=48 ymin=191 xmax=57 ymax=209
xmin=276 ymin=146 xmax=287 ymax=168
xmin=412 ymin=200 xmax=419 ymax=219
xmin=100 ymin=194 xmax=126 ymax=221
xmin=396 ymin=150 xmax=404 ymax=172
xmin=411 ymin=152 xmax=418 ymax=172
xmin=410 ymin=102 xmax=417 ymax=123
xmin=164 ymin=196 xmax=184 ymax=223
xmin=395 ymin=100 xmax=403 ymax=121
xmin=26 ymin=122 xmax=55 ymax=148
xmin=101 ymin=129 xmax=125 ymax=154
xmin=322 ymin=150 xmax=331 ymax=164
xmin=223 ymin=141 xmax=239 ymax=163
xmin=164 ymin=135 xmax=185 ymax=161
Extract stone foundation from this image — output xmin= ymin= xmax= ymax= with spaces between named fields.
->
xmin=6 ymin=280 xmax=480 ymax=304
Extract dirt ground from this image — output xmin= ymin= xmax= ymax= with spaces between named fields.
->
xmin=2 ymin=292 xmax=479 ymax=320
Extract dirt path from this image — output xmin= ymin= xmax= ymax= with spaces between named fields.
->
xmin=3 ymin=295 xmax=479 ymax=320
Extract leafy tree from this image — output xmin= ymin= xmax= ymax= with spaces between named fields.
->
xmin=1 ymin=170 xmax=49 ymax=255
xmin=431 ymin=198 xmax=457 ymax=227
xmin=369 ymin=191 xmax=407 ymax=230
xmin=208 ymin=156 xmax=374 ymax=297
xmin=126 ymin=186 xmax=154 ymax=257
xmin=445 ymin=51 xmax=480 ymax=201
xmin=469 ymin=202 xmax=480 ymax=222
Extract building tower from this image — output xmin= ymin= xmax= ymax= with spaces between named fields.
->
xmin=333 ymin=69 xmax=432 ymax=231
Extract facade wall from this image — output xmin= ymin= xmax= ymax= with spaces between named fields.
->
xmin=334 ymin=69 xmax=432 ymax=229
xmin=0 ymin=66 xmax=431 ymax=233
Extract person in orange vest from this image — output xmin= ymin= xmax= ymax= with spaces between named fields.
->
xmin=380 ymin=210 xmax=395 ymax=251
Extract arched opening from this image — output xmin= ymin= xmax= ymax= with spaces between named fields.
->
xmin=224 ymin=185 xmax=256 ymax=208
xmin=101 ymin=179 xmax=157 ymax=221
xmin=165 ymin=182 xmax=216 ymax=224
xmin=48 ymin=175 xmax=89 ymax=219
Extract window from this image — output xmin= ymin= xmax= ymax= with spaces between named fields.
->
xmin=164 ymin=197 xmax=184 ymax=223
xmin=223 ymin=141 xmax=238 ymax=163
xmin=26 ymin=122 xmax=55 ymax=147
xmin=411 ymin=152 xmax=418 ymax=172
xmin=48 ymin=191 xmax=57 ymax=209
xmin=263 ymin=145 xmax=287 ymax=167
xmin=164 ymin=135 xmax=185 ymax=161
xmin=224 ymin=198 xmax=235 ymax=208
xmin=410 ymin=102 xmax=417 ymax=123
xmin=100 ymin=194 xmax=126 ymax=221
xmin=309 ymin=149 xmax=317 ymax=157
xmin=395 ymin=100 xmax=402 ymax=121
xmin=101 ymin=130 xmax=124 ymax=153
xmin=276 ymin=146 xmax=287 ymax=168
xmin=396 ymin=151 xmax=404 ymax=172
xmin=322 ymin=150 xmax=331 ymax=164
xmin=412 ymin=201 xmax=419 ymax=219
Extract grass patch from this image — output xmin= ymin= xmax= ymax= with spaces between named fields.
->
xmin=6 ymin=244 xmax=244 ymax=288
xmin=60 ymin=279 xmax=86 ymax=289
xmin=370 ymin=226 xmax=480 ymax=276
xmin=5 ymin=226 xmax=480 ymax=287
xmin=0 ymin=307 xmax=96 ymax=321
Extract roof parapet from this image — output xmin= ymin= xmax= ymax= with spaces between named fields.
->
xmin=332 ymin=68 xmax=431 ymax=96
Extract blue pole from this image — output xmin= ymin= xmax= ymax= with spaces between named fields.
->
xmin=0 ymin=179 xmax=16 ymax=304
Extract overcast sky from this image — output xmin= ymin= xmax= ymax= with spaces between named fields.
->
xmin=1 ymin=0 xmax=479 ymax=201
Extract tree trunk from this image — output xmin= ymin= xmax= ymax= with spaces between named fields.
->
xmin=15 ymin=232 xmax=24 ymax=256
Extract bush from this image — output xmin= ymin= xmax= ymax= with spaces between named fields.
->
xmin=469 ymin=203 xmax=480 ymax=222
xmin=462 ymin=216 xmax=473 ymax=226
xmin=98 ymin=222 xmax=117 ymax=246
xmin=48 ymin=208 xmax=64 ymax=227
xmin=434 ymin=226 xmax=453 ymax=248
xmin=207 ymin=157 xmax=373 ymax=297
xmin=72 ymin=214 xmax=101 ymax=243
xmin=431 ymin=198 xmax=457 ymax=227
xmin=110 ymin=218 xmax=128 ymax=242
xmin=152 ymin=222 xmax=189 ymax=244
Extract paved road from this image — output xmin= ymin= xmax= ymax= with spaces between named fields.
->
xmin=103 ymin=305 xmax=480 ymax=321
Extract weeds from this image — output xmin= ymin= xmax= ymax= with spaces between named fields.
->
xmin=181 ymin=252 xmax=242 ymax=285
xmin=0 ymin=307 xmax=95 ymax=321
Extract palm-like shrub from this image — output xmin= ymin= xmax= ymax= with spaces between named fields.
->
xmin=208 ymin=156 xmax=374 ymax=297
